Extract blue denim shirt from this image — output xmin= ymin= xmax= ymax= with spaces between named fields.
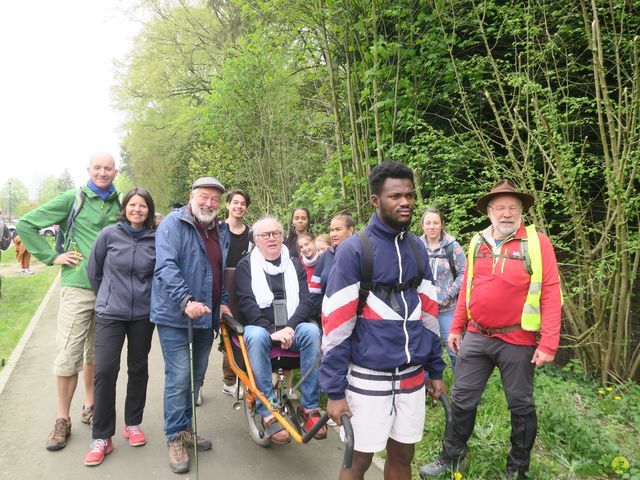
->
xmin=151 ymin=207 xmax=229 ymax=331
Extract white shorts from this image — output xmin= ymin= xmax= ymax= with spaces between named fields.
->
xmin=342 ymin=364 xmax=426 ymax=453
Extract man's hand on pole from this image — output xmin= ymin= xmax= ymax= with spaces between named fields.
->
xmin=185 ymin=300 xmax=211 ymax=319
xmin=425 ymin=378 xmax=446 ymax=404
xmin=327 ymin=398 xmax=352 ymax=426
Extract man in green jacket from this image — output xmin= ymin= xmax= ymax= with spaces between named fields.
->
xmin=16 ymin=152 xmax=120 ymax=451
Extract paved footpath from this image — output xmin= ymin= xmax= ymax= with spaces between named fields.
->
xmin=0 ymin=277 xmax=383 ymax=479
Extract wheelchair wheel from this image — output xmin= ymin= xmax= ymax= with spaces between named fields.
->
xmin=243 ymin=394 xmax=272 ymax=447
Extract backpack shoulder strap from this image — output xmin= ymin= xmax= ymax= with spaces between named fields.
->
xmin=55 ymin=187 xmax=87 ymax=253
xmin=356 ymin=229 xmax=373 ymax=316
xmin=446 ymin=242 xmax=457 ymax=278
xmin=520 ymin=237 xmax=532 ymax=275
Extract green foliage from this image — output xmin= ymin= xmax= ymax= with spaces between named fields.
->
xmin=415 ymin=365 xmax=640 ymax=479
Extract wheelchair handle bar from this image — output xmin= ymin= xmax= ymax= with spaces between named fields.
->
xmin=302 ymin=413 xmax=354 ymax=469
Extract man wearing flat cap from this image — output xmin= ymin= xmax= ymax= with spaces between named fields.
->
xmin=151 ymin=176 xmax=231 ymax=474
xmin=421 ymin=180 xmax=562 ymax=480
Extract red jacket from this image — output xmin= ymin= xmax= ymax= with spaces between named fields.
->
xmin=450 ymin=222 xmax=562 ymax=356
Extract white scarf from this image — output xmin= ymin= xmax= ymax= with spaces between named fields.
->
xmin=250 ymin=245 xmax=299 ymax=319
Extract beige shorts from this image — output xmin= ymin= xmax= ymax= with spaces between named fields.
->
xmin=342 ymin=364 xmax=426 ymax=452
xmin=53 ymin=286 xmax=96 ymax=376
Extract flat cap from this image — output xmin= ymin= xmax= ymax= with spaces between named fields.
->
xmin=192 ymin=176 xmax=225 ymax=192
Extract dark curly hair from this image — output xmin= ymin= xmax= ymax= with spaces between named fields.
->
xmin=369 ymin=161 xmax=414 ymax=196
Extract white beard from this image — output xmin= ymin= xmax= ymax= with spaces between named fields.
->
xmin=193 ymin=205 xmax=217 ymax=224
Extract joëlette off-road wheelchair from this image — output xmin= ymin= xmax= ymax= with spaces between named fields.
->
xmin=219 ymin=268 xmax=354 ymax=469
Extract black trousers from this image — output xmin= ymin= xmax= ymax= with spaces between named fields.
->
xmin=443 ymin=332 xmax=537 ymax=474
xmin=92 ymin=316 xmax=155 ymax=439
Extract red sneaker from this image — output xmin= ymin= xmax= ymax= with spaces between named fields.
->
xmin=84 ymin=438 xmax=113 ymax=466
xmin=123 ymin=425 xmax=147 ymax=447
xmin=299 ymin=408 xmax=328 ymax=440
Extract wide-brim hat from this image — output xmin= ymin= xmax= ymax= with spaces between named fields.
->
xmin=192 ymin=176 xmax=225 ymax=193
xmin=476 ymin=179 xmax=534 ymax=212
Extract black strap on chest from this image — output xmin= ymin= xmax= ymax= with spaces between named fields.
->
xmin=474 ymin=235 xmax=532 ymax=275
xmin=356 ymin=229 xmax=424 ymax=316
xmin=429 ymin=242 xmax=457 ymax=278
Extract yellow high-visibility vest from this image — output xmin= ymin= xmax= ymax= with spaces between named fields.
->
xmin=465 ymin=225 xmax=543 ymax=331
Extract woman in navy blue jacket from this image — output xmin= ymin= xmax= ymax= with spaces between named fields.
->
xmin=84 ymin=188 xmax=156 ymax=467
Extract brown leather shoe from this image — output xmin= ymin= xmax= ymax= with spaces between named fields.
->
xmin=46 ymin=417 xmax=71 ymax=451
xmin=183 ymin=426 xmax=212 ymax=451
xmin=168 ymin=432 xmax=190 ymax=473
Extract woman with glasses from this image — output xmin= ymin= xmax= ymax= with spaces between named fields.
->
xmin=420 ymin=207 xmax=466 ymax=373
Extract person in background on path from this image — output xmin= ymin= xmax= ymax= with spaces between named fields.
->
xmin=420 ymin=207 xmax=466 ymax=373
xmin=16 ymin=152 xmax=120 ymax=451
xmin=14 ymin=234 xmax=34 ymax=275
xmin=84 ymin=188 xmax=157 ymax=467
xmin=151 ymin=176 xmax=231 ymax=474
xmin=420 ymin=180 xmax=562 ymax=480
xmin=309 ymin=212 xmax=355 ymax=319
xmin=297 ymin=232 xmax=318 ymax=289
xmin=321 ymin=161 xmax=445 ymax=480
xmin=284 ymin=207 xmax=312 ymax=258
xmin=314 ymin=234 xmax=331 ymax=256
xmin=0 ymin=212 xmax=12 ymax=296
xmin=235 ymin=216 xmax=326 ymax=444
xmin=217 ymin=189 xmax=252 ymax=401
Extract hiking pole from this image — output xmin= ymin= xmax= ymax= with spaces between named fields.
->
xmin=187 ymin=317 xmax=199 ymax=480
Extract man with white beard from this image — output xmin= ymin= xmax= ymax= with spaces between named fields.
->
xmin=151 ymin=177 xmax=231 ymax=474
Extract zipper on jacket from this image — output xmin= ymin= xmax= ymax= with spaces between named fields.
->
xmin=130 ymin=238 xmax=137 ymax=319
xmin=394 ymin=231 xmax=411 ymax=365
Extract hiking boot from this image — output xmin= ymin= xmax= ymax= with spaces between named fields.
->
xmin=84 ymin=438 xmax=113 ymax=466
xmin=298 ymin=407 xmax=327 ymax=440
xmin=168 ymin=432 xmax=190 ymax=474
xmin=503 ymin=467 xmax=528 ymax=479
xmin=80 ymin=405 xmax=94 ymax=425
xmin=419 ymin=453 xmax=466 ymax=478
xmin=263 ymin=416 xmax=291 ymax=444
xmin=46 ymin=417 xmax=72 ymax=451
xmin=123 ymin=425 xmax=146 ymax=447
xmin=183 ymin=426 xmax=212 ymax=451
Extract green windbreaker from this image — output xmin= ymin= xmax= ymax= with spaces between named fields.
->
xmin=16 ymin=186 xmax=120 ymax=289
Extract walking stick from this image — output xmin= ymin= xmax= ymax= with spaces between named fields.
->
xmin=187 ymin=317 xmax=199 ymax=480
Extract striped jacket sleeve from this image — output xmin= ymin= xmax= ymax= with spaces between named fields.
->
xmin=319 ymin=238 xmax=360 ymax=400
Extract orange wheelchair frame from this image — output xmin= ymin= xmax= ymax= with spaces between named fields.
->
xmin=220 ymin=268 xmax=354 ymax=468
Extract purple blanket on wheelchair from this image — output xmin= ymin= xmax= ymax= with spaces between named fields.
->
xmin=231 ymin=335 xmax=300 ymax=359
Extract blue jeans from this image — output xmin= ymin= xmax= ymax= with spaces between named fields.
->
xmin=439 ymin=309 xmax=457 ymax=373
xmin=156 ymin=324 xmax=214 ymax=440
xmin=244 ymin=323 xmax=321 ymax=417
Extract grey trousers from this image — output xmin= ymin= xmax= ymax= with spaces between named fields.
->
xmin=444 ymin=332 xmax=537 ymax=475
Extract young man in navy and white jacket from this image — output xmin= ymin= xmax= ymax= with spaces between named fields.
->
xmin=320 ymin=161 xmax=446 ymax=480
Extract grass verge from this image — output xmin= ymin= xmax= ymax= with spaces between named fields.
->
xmin=0 ymin=264 xmax=58 ymax=365
xmin=414 ymin=362 xmax=640 ymax=479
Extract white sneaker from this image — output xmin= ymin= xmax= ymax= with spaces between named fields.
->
xmin=23 ymin=269 xmax=34 ymax=275
xmin=222 ymin=383 xmax=243 ymax=399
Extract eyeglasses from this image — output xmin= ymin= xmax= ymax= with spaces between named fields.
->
xmin=488 ymin=205 xmax=522 ymax=213
xmin=257 ymin=231 xmax=283 ymax=240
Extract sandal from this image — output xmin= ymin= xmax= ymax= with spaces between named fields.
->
xmin=263 ymin=416 xmax=291 ymax=444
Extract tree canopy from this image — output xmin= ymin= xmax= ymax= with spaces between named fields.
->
xmin=114 ymin=0 xmax=640 ymax=381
